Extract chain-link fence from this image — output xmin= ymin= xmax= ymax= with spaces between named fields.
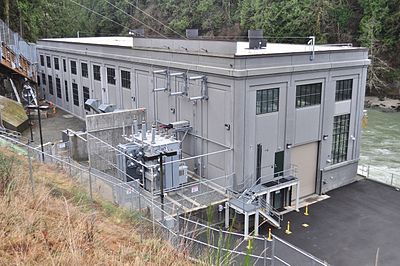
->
xmin=0 ymin=134 xmax=328 ymax=265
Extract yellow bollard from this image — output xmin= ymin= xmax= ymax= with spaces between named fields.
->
xmin=267 ymin=228 xmax=273 ymax=241
xmin=285 ymin=221 xmax=292 ymax=235
xmin=304 ymin=205 xmax=309 ymax=216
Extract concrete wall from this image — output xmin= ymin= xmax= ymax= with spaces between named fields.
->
xmin=86 ymin=109 xmax=146 ymax=171
xmin=69 ymin=132 xmax=88 ymax=161
xmin=321 ymin=161 xmax=358 ymax=193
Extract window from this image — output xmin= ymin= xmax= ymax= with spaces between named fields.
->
xmin=54 ymin=57 xmax=59 ymax=70
xmin=56 ymin=78 xmax=62 ymax=98
xmin=37 ymin=75 xmax=41 ymax=86
xmin=256 ymin=88 xmax=279 ymax=114
xmin=63 ymin=59 xmax=66 ymax=72
xmin=41 ymin=73 xmax=46 ymax=85
xmin=331 ymin=114 xmax=350 ymax=164
xmin=107 ymin=67 xmax=116 ymax=85
xmin=71 ymin=60 xmax=77 ymax=75
xmin=296 ymin=83 xmax=322 ymax=108
xmin=93 ymin=65 xmax=101 ymax=81
xmin=121 ymin=70 xmax=131 ymax=89
xmin=335 ymin=79 xmax=353 ymax=101
xmin=72 ymin=83 xmax=79 ymax=106
xmin=83 ymin=86 xmax=90 ymax=111
xmin=40 ymin=55 xmax=44 ymax=66
xmin=48 ymin=75 xmax=53 ymax=95
xmin=46 ymin=56 xmax=51 ymax=68
xmin=65 ymin=80 xmax=69 ymax=102
xmin=81 ymin=62 xmax=88 ymax=78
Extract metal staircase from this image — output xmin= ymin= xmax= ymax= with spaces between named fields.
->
xmin=258 ymin=197 xmax=282 ymax=228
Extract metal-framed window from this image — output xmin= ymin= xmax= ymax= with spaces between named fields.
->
xmin=48 ymin=75 xmax=53 ymax=95
xmin=121 ymin=70 xmax=131 ymax=89
xmin=81 ymin=62 xmax=88 ymax=78
xmin=54 ymin=57 xmax=59 ymax=70
xmin=93 ymin=65 xmax=101 ymax=81
xmin=107 ymin=67 xmax=116 ymax=85
xmin=56 ymin=78 xmax=61 ymax=98
xmin=72 ymin=83 xmax=79 ymax=106
xmin=256 ymin=88 xmax=279 ymax=114
xmin=41 ymin=73 xmax=46 ymax=85
xmin=63 ymin=59 xmax=66 ymax=72
xmin=40 ymin=55 xmax=44 ymax=66
xmin=37 ymin=75 xmax=40 ymax=86
xmin=83 ymin=86 xmax=90 ymax=111
xmin=335 ymin=79 xmax=353 ymax=101
xmin=64 ymin=80 xmax=69 ymax=102
xmin=331 ymin=114 xmax=350 ymax=164
xmin=295 ymin=83 xmax=322 ymax=108
xmin=46 ymin=56 xmax=51 ymax=68
xmin=71 ymin=60 xmax=77 ymax=75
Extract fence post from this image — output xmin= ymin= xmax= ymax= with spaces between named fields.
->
xmin=271 ymin=238 xmax=275 ymax=266
xmin=68 ymin=143 xmax=72 ymax=176
xmin=264 ymin=237 xmax=268 ymax=266
xmin=27 ymin=143 xmax=35 ymax=196
xmin=367 ymin=165 xmax=370 ymax=179
xmin=87 ymin=135 xmax=93 ymax=201
xmin=138 ymin=184 xmax=141 ymax=212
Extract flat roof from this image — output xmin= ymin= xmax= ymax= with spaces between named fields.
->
xmin=39 ymin=36 xmax=365 ymax=57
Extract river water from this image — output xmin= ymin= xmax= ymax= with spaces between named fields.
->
xmin=360 ymin=109 xmax=400 ymax=175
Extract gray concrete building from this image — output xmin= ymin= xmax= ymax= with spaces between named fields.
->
xmin=36 ymin=36 xmax=370 ymax=215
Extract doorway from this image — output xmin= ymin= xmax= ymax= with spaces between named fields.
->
xmin=271 ymin=187 xmax=291 ymax=211
xmin=274 ymin=151 xmax=284 ymax=177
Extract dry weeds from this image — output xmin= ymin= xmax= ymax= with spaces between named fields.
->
xmin=0 ymin=147 xmax=194 ymax=266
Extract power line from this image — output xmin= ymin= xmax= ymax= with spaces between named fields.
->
xmin=103 ymin=0 xmax=168 ymax=39
xmin=68 ymin=0 xmax=131 ymax=32
xmin=123 ymin=0 xmax=187 ymax=39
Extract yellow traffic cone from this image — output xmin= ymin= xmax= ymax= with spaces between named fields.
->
xmin=267 ymin=228 xmax=273 ymax=241
xmin=285 ymin=221 xmax=292 ymax=235
xmin=304 ymin=205 xmax=309 ymax=216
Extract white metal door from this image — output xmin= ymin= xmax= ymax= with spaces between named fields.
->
xmin=291 ymin=142 xmax=318 ymax=198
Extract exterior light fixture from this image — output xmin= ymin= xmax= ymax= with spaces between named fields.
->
xmin=323 ymin=135 xmax=328 ymax=140
xmin=286 ymin=144 xmax=292 ymax=149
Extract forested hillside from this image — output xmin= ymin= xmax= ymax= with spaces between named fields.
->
xmin=1 ymin=0 xmax=399 ymax=96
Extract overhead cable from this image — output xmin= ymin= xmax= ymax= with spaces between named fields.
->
xmin=123 ymin=0 xmax=187 ymax=39
xmin=103 ymin=0 xmax=168 ymax=39
xmin=68 ymin=0 xmax=131 ymax=32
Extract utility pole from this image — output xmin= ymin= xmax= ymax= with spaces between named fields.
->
xmin=144 ymin=150 xmax=177 ymax=224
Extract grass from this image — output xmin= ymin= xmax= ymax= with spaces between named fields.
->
xmin=0 ymin=147 xmax=194 ymax=265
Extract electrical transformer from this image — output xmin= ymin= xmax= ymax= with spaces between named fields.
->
xmin=116 ymin=121 xmax=188 ymax=191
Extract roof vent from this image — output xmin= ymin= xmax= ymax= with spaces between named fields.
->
xmin=129 ymin=29 xmax=145 ymax=37
xmin=186 ymin=29 xmax=199 ymax=39
xmin=98 ymin=103 xmax=116 ymax=113
xmin=248 ymin=29 xmax=266 ymax=49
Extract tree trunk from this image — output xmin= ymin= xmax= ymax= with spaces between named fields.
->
xmin=4 ymin=0 xmax=10 ymax=26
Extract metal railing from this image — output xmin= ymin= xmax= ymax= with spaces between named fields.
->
xmin=259 ymin=197 xmax=283 ymax=225
xmin=358 ymin=164 xmax=400 ymax=189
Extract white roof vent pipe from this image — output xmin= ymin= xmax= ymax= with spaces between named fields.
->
xmin=248 ymin=29 xmax=267 ymax=49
